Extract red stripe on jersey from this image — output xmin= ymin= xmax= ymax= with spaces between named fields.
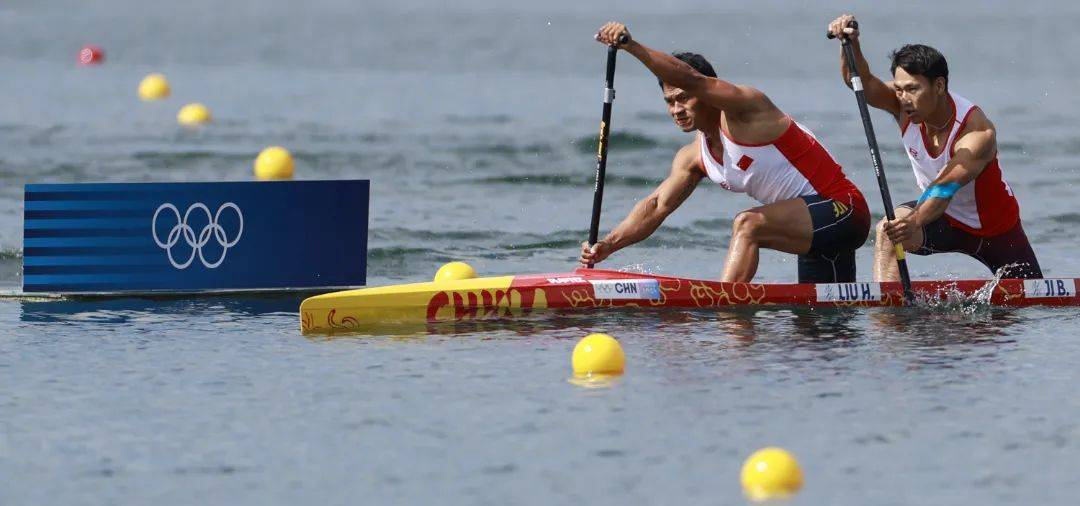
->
xmin=948 ymin=106 xmax=1020 ymax=237
xmin=945 ymin=158 xmax=1019 ymax=237
xmin=771 ymin=121 xmax=869 ymax=215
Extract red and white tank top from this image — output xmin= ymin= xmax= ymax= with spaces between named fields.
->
xmin=698 ymin=119 xmax=867 ymax=213
xmin=900 ymin=92 xmax=1019 ymax=236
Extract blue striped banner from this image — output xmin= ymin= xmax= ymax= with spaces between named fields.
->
xmin=22 ymin=180 xmax=369 ymax=293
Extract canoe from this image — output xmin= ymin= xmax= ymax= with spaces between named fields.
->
xmin=299 ymin=268 xmax=1079 ymax=334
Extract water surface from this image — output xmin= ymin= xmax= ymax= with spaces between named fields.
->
xmin=2 ymin=1 xmax=1079 ymax=504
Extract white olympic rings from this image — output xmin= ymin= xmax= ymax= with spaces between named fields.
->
xmin=151 ymin=202 xmax=244 ymax=269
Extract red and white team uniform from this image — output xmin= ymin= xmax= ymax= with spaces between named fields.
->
xmin=697 ymin=118 xmax=868 ymax=215
xmin=901 ymin=92 xmax=1019 ymax=236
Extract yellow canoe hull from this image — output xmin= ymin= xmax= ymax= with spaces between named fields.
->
xmin=300 ymin=275 xmax=552 ymax=334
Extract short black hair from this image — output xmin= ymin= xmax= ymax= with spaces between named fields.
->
xmin=889 ymin=44 xmax=948 ymax=87
xmin=658 ymin=52 xmax=717 ymax=88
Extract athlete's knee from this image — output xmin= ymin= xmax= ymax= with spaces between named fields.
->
xmin=874 ymin=218 xmax=891 ymax=241
xmin=732 ymin=211 xmax=766 ymax=239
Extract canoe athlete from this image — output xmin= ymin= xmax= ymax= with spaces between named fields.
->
xmin=581 ymin=22 xmax=870 ymax=283
xmin=827 ymin=14 xmax=1042 ymax=280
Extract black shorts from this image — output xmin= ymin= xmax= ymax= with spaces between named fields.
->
xmin=797 ymin=194 xmax=871 ymax=283
xmin=898 ymin=200 xmax=1043 ymax=279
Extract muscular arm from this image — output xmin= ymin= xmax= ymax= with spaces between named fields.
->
xmin=622 ymin=40 xmax=767 ymax=114
xmin=600 ymin=144 xmax=703 ymax=252
xmin=828 ymin=15 xmax=902 ymax=121
xmin=908 ymin=110 xmax=997 ymax=226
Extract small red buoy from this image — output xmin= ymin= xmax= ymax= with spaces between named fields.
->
xmin=78 ymin=45 xmax=105 ymax=65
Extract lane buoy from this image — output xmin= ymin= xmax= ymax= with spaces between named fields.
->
xmin=740 ymin=447 xmax=803 ymax=501
xmin=254 ymin=146 xmax=295 ymax=180
xmin=78 ymin=45 xmax=104 ymax=65
xmin=177 ymin=103 xmax=211 ymax=126
xmin=137 ymin=73 xmax=170 ymax=101
xmin=572 ymin=333 xmax=625 ymax=376
xmin=434 ymin=262 xmax=477 ymax=282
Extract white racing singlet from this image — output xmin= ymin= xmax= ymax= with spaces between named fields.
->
xmin=698 ymin=118 xmax=866 ymax=213
xmin=900 ymin=92 xmax=1019 ymax=236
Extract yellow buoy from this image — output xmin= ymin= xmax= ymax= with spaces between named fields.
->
xmin=137 ymin=73 xmax=171 ymax=101
xmin=434 ymin=261 xmax=477 ymax=282
xmin=177 ymin=103 xmax=211 ymax=126
xmin=740 ymin=447 xmax=803 ymax=501
xmin=254 ymin=146 xmax=295 ymax=180
xmin=571 ymin=333 xmax=625 ymax=376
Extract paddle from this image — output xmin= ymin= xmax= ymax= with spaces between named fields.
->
xmin=828 ymin=22 xmax=915 ymax=301
xmin=586 ymin=35 xmax=627 ymax=268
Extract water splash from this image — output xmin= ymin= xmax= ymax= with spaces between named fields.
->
xmin=615 ymin=263 xmax=670 ymax=275
xmin=970 ymin=270 xmax=1006 ymax=303
xmin=912 ymin=265 xmax=1016 ymax=315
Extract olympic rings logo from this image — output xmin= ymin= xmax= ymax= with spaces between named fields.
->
xmin=151 ymin=202 xmax=244 ymax=269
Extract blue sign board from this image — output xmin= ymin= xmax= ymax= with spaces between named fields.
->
xmin=22 ymin=180 xmax=369 ymax=293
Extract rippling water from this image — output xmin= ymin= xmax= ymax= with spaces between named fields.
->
xmin=3 ymin=0 xmax=1080 ymax=504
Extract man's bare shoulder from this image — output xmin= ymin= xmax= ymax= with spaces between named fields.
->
xmin=952 ymin=104 xmax=997 ymax=159
xmin=959 ymin=105 xmax=995 ymax=134
xmin=673 ymin=139 xmax=702 ymax=171
xmin=727 ymin=83 xmax=779 ymax=117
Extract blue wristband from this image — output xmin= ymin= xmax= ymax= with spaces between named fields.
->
xmin=917 ymin=182 xmax=962 ymax=204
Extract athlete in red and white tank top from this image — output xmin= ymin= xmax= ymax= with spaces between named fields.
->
xmin=698 ymin=118 xmax=867 ymax=215
xmin=581 ymin=22 xmax=871 ymax=284
xmin=828 ymin=14 xmax=1042 ymax=280
xmin=900 ymin=92 xmax=1018 ymax=236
